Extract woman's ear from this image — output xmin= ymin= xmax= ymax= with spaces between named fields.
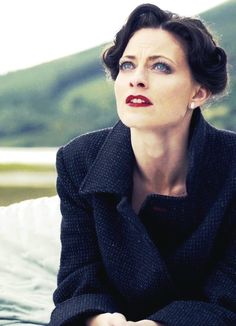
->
xmin=190 ymin=85 xmax=211 ymax=109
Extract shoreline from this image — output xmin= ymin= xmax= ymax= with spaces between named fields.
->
xmin=0 ymin=147 xmax=58 ymax=165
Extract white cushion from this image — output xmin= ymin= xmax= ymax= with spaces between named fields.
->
xmin=0 ymin=196 xmax=61 ymax=325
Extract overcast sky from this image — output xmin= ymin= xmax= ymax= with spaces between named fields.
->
xmin=0 ymin=0 xmax=226 ymax=75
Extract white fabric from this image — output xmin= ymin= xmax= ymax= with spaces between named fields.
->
xmin=0 ymin=196 xmax=61 ymax=325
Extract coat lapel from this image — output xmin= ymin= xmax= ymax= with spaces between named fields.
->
xmin=79 ymin=120 xmax=134 ymax=196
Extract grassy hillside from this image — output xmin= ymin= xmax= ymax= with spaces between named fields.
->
xmin=0 ymin=0 xmax=235 ymax=146
xmin=200 ymin=0 xmax=236 ymax=129
xmin=0 ymin=45 xmax=116 ymax=146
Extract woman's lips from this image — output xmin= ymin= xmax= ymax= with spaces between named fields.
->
xmin=126 ymin=95 xmax=153 ymax=107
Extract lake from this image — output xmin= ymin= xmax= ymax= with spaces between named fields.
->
xmin=0 ymin=148 xmax=58 ymax=204
xmin=0 ymin=147 xmax=58 ymax=165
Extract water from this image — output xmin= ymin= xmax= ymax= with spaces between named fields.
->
xmin=0 ymin=147 xmax=58 ymax=187
xmin=0 ymin=147 xmax=58 ymax=165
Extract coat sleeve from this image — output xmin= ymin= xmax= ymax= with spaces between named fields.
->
xmin=49 ymin=147 xmax=121 ymax=325
xmin=147 ymin=217 xmax=236 ymax=325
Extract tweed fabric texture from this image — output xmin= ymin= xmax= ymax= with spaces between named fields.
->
xmin=49 ymin=109 xmax=236 ymax=325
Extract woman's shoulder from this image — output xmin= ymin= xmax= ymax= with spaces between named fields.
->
xmin=63 ymin=126 xmax=113 ymax=153
xmin=209 ymin=123 xmax=236 ymax=151
xmin=207 ymin=124 xmax=236 ymax=175
xmin=56 ymin=125 xmax=115 ymax=174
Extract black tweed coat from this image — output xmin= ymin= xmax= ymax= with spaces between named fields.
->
xmin=49 ymin=109 xmax=236 ymax=325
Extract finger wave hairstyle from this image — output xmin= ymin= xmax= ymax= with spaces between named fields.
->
xmin=102 ymin=3 xmax=228 ymax=96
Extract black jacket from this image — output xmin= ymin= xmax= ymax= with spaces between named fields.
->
xmin=49 ymin=109 xmax=236 ymax=325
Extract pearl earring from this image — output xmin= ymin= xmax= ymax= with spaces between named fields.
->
xmin=189 ymin=102 xmax=195 ymax=110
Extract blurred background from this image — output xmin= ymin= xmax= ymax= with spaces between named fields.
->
xmin=0 ymin=0 xmax=235 ymax=205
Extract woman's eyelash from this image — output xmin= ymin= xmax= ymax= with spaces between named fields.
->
xmin=119 ymin=61 xmax=134 ymax=70
xmin=118 ymin=60 xmax=172 ymax=73
xmin=153 ymin=62 xmax=172 ymax=73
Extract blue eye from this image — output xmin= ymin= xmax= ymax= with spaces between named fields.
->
xmin=153 ymin=62 xmax=171 ymax=73
xmin=119 ymin=61 xmax=134 ymax=71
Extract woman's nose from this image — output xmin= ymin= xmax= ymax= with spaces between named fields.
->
xmin=129 ymin=69 xmax=148 ymax=88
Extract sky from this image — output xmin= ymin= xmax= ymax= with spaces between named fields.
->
xmin=0 ymin=0 xmax=227 ymax=75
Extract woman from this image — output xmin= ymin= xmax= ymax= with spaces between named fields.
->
xmin=49 ymin=4 xmax=236 ymax=326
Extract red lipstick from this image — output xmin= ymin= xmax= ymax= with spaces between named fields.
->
xmin=126 ymin=95 xmax=153 ymax=107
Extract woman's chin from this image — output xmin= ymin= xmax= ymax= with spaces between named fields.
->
xmin=119 ymin=116 xmax=155 ymax=130
xmin=117 ymin=109 xmax=153 ymax=129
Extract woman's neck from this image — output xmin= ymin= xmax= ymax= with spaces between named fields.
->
xmin=130 ymin=123 xmax=190 ymax=197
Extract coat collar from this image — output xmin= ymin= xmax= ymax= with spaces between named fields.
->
xmin=79 ymin=120 xmax=135 ymax=196
xmin=79 ymin=108 xmax=209 ymax=197
xmin=186 ymin=107 xmax=209 ymax=196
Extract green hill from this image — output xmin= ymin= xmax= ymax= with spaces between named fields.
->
xmin=0 ymin=0 xmax=235 ymax=147
xmin=0 ymin=45 xmax=117 ymax=146
xmin=200 ymin=0 xmax=236 ymax=129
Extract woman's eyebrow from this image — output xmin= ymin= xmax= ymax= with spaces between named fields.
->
xmin=120 ymin=54 xmax=176 ymax=65
xmin=148 ymin=55 xmax=176 ymax=65
xmin=120 ymin=55 xmax=135 ymax=61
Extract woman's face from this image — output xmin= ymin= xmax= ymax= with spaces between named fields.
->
xmin=114 ymin=28 xmax=200 ymax=131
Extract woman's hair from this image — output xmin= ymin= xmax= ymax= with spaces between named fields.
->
xmin=102 ymin=3 xmax=228 ymax=95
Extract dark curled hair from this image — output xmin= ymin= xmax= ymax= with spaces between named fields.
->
xmin=102 ymin=3 xmax=228 ymax=95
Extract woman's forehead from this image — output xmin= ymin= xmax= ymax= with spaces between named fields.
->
xmin=123 ymin=28 xmax=187 ymax=64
